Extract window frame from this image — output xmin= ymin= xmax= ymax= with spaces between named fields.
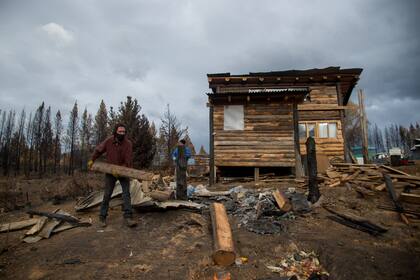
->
xmin=298 ymin=121 xmax=339 ymax=140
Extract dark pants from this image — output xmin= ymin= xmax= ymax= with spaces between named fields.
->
xmin=100 ymin=174 xmax=132 ymax=219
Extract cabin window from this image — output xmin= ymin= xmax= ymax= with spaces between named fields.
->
xmin=299 ymin=124 xmax=306 ymax=139
xmin=299 ymin=121 xmax=338 ymax=139
xmin=224 ymin=105 xmax=244 ymax=130
xmin=299 ymin=123 xmax=316 ymax=139
xmin=319 ymin=122 xmax=337 ymax=138
xmin=318 ymin=123 xmax=328 ymax=138
xmin=328 ymin=123 xmax=337 ymax=138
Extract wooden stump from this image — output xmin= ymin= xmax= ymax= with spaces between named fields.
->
xmin=306 ymin=137 xmax=320 ymax=203
xmin=176 ymin=145 xmax=187 ymax=200
xmin=210 ymin=203 xmax=236 ymax=266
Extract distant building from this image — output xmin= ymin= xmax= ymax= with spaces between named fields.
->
xmin=410 ymin=139 xmax=420 ymax=160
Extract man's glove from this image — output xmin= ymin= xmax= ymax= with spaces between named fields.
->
xmin=87 ymin=160 xmax=94 ymax=170
xmin=112 ymin=171 xmax=119 ymax=178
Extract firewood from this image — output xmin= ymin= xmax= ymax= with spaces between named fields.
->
xmin=272 ymin=190 xmax=292 ymax=212
xmin=91 ymin=161 xmax=154 ymax=181
xmin=209 ymin=203 xmax=235 ymax=266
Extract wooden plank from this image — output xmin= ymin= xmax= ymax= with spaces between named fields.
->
xmin=91 ymin=161 xmax=153 ymax=181
xmin=388 ymin=174 xmax=420 ymax=181
xmin=380 ymin=165 xmax=411 ymax=176
xmin=210 ymin=203 xmax=236 ymax=266
xmin=400 ymin=193 xmax=420 ymax=205
xmin=0 ymin=218 xmax=39 ymax=233
xmin=25 ymin=217 xmax=48 ymax=236
xmin=272 ymin=190 xmax=292 ymax=212
xmin=254 ymin=167 xmax=259 ymax=182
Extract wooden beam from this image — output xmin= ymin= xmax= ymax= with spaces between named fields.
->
xmin=336 ymin=82 xmax=349 ymax=162
xmin=254 ymin=167 xmax=259 ymax=182
xmin=209 ymin=104 xmax=215 ymax=186
xmin=210 ymin=203 xmax=236 ymax=266
xmin=358 ymin=89 xmax=369 ymax=164
xmin=91 ymin=162 xmax=153 ymax=181
xmin=380 ymin=165 xmax=411 ymax=176
xmin=298 ymin=105 xmax=356 ymax=111
xmin=306 ymin=137 xmax=320 ymax=203
xmin=175 ymin=145 xmax=187 ymax=200
xmin=400 ymin=193 xmax=420 ymax=205
xmin=293 ymin=103 xmax=303 ymax=178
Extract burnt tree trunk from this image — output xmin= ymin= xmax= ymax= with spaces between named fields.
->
xmin=306 ymin=136 xmax=320 ymax=203
xmin=176 ymin=145 xmax=187 ymax=200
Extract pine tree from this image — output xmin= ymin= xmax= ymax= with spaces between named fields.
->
xmin=80 ymin=108 xmax=93 ymax=170
xmin=53 ymin=110 xmax=63 ymax=173
xmin=94 ymin=100 xmax=108 ymax=144
xmin=116 ymin=96 xmax=156 ymax=168
xmin=67 ymin=102 xmax=79 ymax=175
xmin=41 ymin=106 xmax=53 ymax=174
xmin=1 ymin=110 xmax=16 ymax=176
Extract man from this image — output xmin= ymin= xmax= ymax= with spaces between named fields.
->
xmin=88 ymin=123 xmax=137 ymax=228
xmin=172 ymin=139 xmax=191 ymax=199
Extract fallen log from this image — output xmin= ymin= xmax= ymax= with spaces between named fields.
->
xmin=149 ymin=190 xmax=173 ymax=201
xmin=272 ymin=190 xmax=292 ymax=212
xmin=0 ymin=219 xmax=39 ymax=233
xmin=324 ymin=207 xmax=387 ymax=236
xmin=210 ymin=203 xmax=236 ymax=266
xmin=91 ymin=161 xmax=154 ymax=181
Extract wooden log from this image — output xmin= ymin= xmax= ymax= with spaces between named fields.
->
xmin=306 ymin=137 xmax=320 ymax=203
xmin=325 ymin=207 xmax=387 ymax=236
xmin=210 ymin=203 xmax=236 ymax=266
xmin=91 ymin=161 xmax=153 ymax=181
xmin=149 ymin=190 xmax=173 ymax=202
xmin=0 ymin=218 xmax=39 ymax=233
xmin=176 ymin=144 xmax=188 ymax=200
xmin=272 ymin=190 xmax=292 ymax=212
xmin=383 ymin=174 xmax=409 ymax=224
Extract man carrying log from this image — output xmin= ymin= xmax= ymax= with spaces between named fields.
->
xmin=88 ymin=123 xmax=137 ymax=228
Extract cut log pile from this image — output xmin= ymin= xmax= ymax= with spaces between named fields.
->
xmin=320 ymin=163 xmax=420 ymax=193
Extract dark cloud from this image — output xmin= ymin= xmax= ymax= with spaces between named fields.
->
xmin=0 ymin=0 xmax=419 ymax=149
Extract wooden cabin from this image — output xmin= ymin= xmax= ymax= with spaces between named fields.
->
xmin=206 ymin=67 xmax=362 ymax=184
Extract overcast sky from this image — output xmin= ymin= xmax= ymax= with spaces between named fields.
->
xmin=1 ymin=0 xmax=419 ymax=149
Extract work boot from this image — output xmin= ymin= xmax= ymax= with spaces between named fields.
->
xmin=99 ymin=216 xmax=107 ymax=228
xmin=124 ymin=217 xmax=137 ymax=228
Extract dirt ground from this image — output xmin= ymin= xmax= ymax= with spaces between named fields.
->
xmin=1 ymin=170 xmax=420 ymax=279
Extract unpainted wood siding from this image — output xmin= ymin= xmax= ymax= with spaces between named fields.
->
xmin=213 ymin=103 xmax=295 ymax=167
xmin=298 ymin=86 xmax=345 ymax=159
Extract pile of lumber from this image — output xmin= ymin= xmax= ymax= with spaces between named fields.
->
xmin=0 ymin=209 xmax=91 ymax=244
xmin=321 ymin=163 xmax=420 ymax=193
